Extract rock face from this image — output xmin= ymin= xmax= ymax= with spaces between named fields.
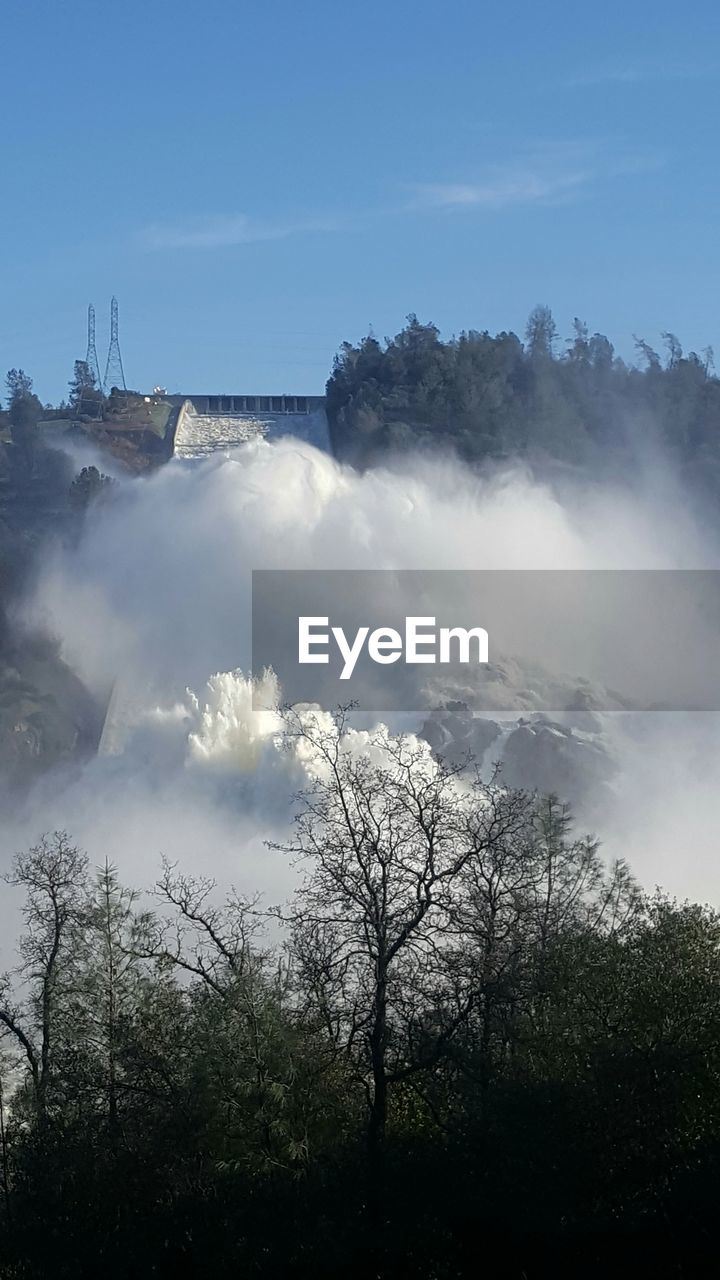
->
xmin=499 ymin=716 xmax=615 ymax=807
xmin=418 ymin=701 xmax=616 ymax=813
xmin=0 ymin=637 xmax=103 ymax=791
xmin=419 ymin=701 xmax=502 ymax=765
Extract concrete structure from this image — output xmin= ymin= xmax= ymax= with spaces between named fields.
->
xmin=168 ymin=395 xmax=330 ymax=459
xmin=167 ymin=393 xmax=325 ymax=415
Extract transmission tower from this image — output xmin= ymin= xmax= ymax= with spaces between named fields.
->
xmin=85 ymin=303 xmax=103 ymax=391
xmin=103 ymin=296 xmax=127 ymax=395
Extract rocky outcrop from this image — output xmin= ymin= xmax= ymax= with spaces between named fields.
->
xmin=418 ymin=700 xmax=616 ymax=813
xmin=0 ymin=636 xmax=103 ymax=791
xmin=419 ymin=701 xmax=502 ymax=764
xmin=499 ymin=715 xmax=615 ymax=806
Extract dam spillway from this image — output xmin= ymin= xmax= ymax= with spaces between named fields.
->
xmin=168 ymin=393 xmax=330 ymax=459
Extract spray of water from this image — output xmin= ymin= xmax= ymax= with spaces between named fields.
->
xmin=2 ymin=436 xmax=718 ymax=962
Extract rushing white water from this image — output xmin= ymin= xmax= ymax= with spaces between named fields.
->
xmin=173 ymin=403 xmax=330 ymax=458
xmin=2 ymin=434 xmax=719 ymax=958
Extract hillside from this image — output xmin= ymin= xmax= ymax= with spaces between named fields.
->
xmin=38 ymin=390 xmax=179 ymax=472
xmin=326 ymin=310 xmax=720 ymax=499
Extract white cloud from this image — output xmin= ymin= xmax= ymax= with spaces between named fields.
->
xmin=139 ymin=212 xmax=345 ymax=251
xmin=412 ymin=169 xmax=590 ymax=211
xmin=138 ymin=142 xmax=663 ymax=249
xmin=410 ymin=140 xmax=664 ymax=213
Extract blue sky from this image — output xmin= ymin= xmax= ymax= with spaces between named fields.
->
xmin=2 ymin=0 xmax=720 ymax=403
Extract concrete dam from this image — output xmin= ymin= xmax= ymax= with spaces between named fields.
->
xmin=167 ymin=393 xmax=330 ymax=459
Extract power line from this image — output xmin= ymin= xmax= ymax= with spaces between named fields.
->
xmin=103 ymin=296 xmax=127 ymax=395
xmin=85 ymin=303 xmax=103 ymax=390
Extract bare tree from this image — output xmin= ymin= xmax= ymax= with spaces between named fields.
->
xmin=0 ymin=1055 xmax=11 ymax=1225
xmin=0 ymin=833 xmax=88 ymax=1118
xmin=144 ymin=858 xmax=264 ymax=997
xmin=137 ymin=863 xmax=306 ymax=1172
xmin=272 ymin=708 xmax=532 ymax=1166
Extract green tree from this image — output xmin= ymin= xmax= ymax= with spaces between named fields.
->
xmin=68 ymin=360 xmax=103 ymax=418
xmin=79 ymin=862 xmax=145 ymax=1141
xmin=68 ymin=465 xmax=115 ymax=511
xmin=4 ymin=369 xmax=42 ymax=469
xmin=525 ymin=304 xmax=557 ymax=359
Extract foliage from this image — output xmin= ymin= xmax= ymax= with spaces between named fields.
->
xmin=67 ymin=361 xmax=104 ymax=419
xmin=68 ymin=465 xmax=115 ymax=511
xmin=4 ymin=370 xmax=43 ymax=470
xmin=326 ymin=311 xmax=720 ymax=498
xmin=1 ymin=729 xmax=720 ymax=1275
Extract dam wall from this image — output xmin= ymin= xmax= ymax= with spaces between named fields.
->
xmin=169 ymin=395 xmax=330 ymax=459
xmin=167 ymin=393 xmax=325 ymax=416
